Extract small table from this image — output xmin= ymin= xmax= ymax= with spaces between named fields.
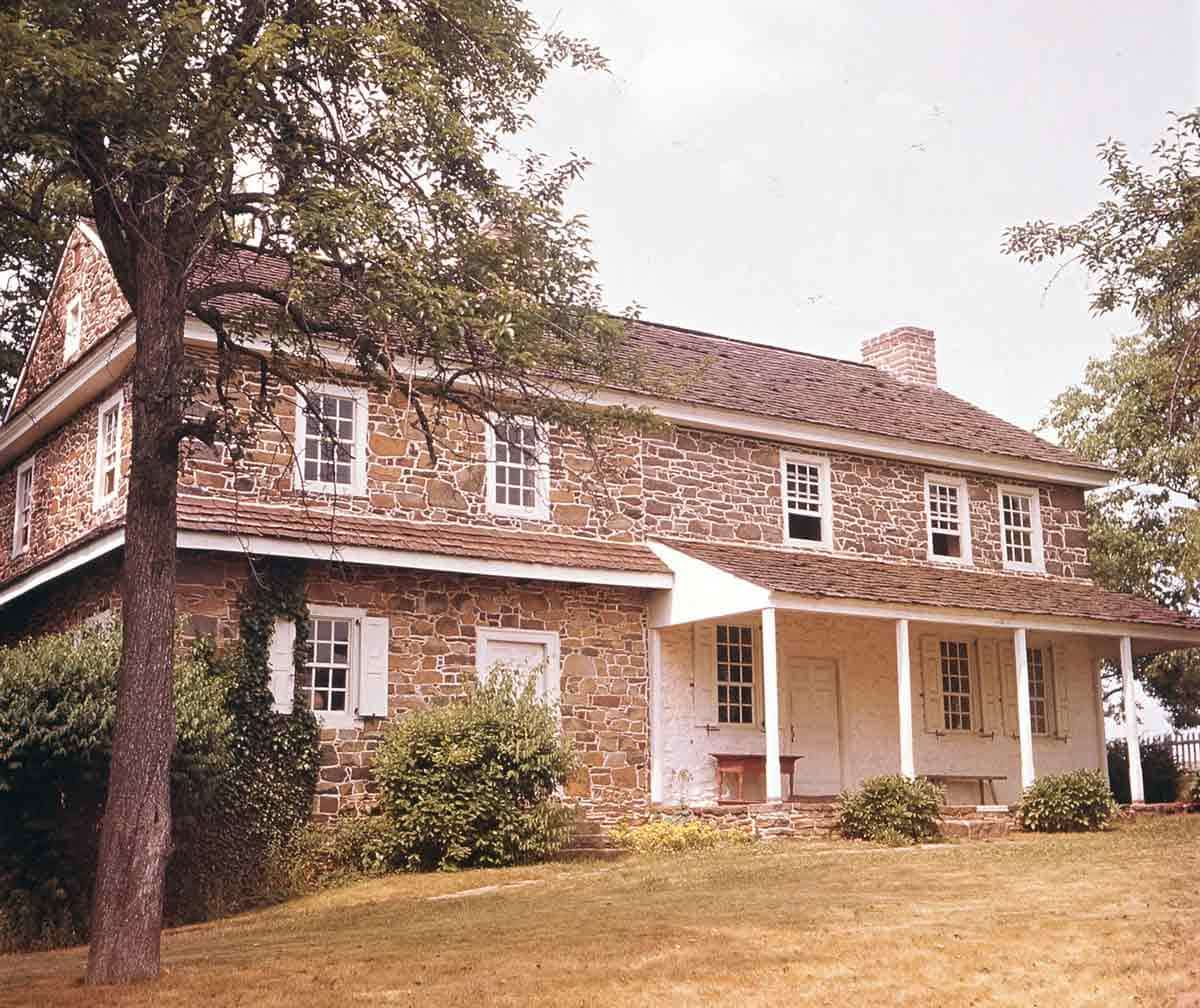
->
xmin=711 ymin=753 xmax=805 ymax=803
xmin=924 ymin=774 xmax=1007 ymax=805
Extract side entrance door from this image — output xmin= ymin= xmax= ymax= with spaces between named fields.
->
xmin=785 ymin=657 xmax=842 ymax=796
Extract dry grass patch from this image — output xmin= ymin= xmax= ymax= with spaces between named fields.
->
xmin=4 ymin=818 xmax=1200 ymax=1007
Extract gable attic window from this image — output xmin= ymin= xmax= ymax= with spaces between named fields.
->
xmin=925 ymin=476 xmax=972 ymax=563
xmin=999 ymin=485 xmax=1045 ymax=572
xmin=93 ymin=390 xmax=124 ymax=509
xmin=11 ymin=456 xmax=35 ymax=557
xmin=485 ymin=417 xmax=549 ymax=520
xmin=63 ymin=294 xmax=83 ymax=360
xmin=294 ymin=384 xmax=368 ymax=496
xmin=781 ymin=452 xmax=832 ymax=548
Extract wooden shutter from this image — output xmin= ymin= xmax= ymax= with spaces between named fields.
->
xmin=999 ymin=644 xmax=1018 ymax=738
xmin=268 ymin=617 xmax=296 ymax=714
xmin=919 ymin=636 xmax=942 ymax=732
xmin=358 ymin=616 xmax=391 ymax=717
xmin=692 ymin=623 xmax=717 ymax=726
xmin=1051 ymin=644 xmax=1070 ymax=740
xmin=977 ymin=638 xmax=1000 ymax=736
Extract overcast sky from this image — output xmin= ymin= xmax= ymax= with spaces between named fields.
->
xmin=516 ymin=1 xmax=1200 ymax=733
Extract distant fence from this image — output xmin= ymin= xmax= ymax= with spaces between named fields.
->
xmin=1144 ymin=730 xmax=1200 ymax=771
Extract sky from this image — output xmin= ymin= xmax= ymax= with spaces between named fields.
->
xmin=514 ymin=1 xmax=1200 ymax=734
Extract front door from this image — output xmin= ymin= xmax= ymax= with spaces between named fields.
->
xmin=785 ymin=657 xmax=841 ymax=795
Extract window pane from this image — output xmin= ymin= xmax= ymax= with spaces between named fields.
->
xmin=716 ymin=624 xmax=754 ymax=724
xmin=493 ymin=419 xmax=542 ymax=513
xmin=1027 ymin=648 xmax=1047 ymax=734
xmin=940 ymin=640 xmax=972 ymax=731
xmin=303 ymin=393 xmax=356 ymax=486
xmin=927 ymin=482 xmax=962 ymax=556
xmin=305 ymin=617 xmax=354 ymax=715
xmin=1002 ymin=493 xmax=1036 ymax=565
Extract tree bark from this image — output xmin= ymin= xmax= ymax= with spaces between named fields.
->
xmin=85 ymin=242 xmax=187 ymax=986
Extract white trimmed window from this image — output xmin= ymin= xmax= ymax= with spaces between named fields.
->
xmin=925 ymin=475 xmax=972 ymax=563
xmin=781 ymin=452 xmax=832 ymax=548
xmin=1027 ymin=647 xmax=1050 ymax=735
xmin=294 ymin=384 xmax=368 ymax=496
xmin=305 ymin=615 xmax=354 ymax=716
xmin=716 ymin=623 xmax=755 ymax=725
xmin=999 ymin=485 xmax=1045 ymax=572
xmin=93 ymin=390 xmax=124 ymax=509
xmin=485 ymin=417 xmax=550 ymax=520
xmin=11 ymin=456 xmax=35 ymax=557
xmin=475 ymin=627 xmax=561 ymax=705
xmin=63 ymin=294 xmax=83 ymax=360
xmin=940 ymin=640 xmax=972 ymax=731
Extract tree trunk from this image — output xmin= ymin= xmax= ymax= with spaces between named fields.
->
xmin=85 ymin=245 xmax=187 ymax=986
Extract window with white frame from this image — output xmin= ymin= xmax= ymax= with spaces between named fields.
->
xmin=294 ymin=385 xmax=367 ymax=495
xmin=93 ymin=391 xmax=123 ymax=508
xmin=12 ymin=457 xmax=35 ymax=557
xmin=1027 ymin=647 xmax=1050 ymax=735
xmin=940 ymin=640 xmax=972 ymax=731
xmin=782 ymin=453 xmax=832 ymax=547
xmin=303 ymin=616 xmax=354 ymax=715
xmin=926 ymin=477 xmax=971 ymax=562
xmin=485 ymin=417 xmax=549 ymax=519
xmin=999 ymin=486 xmax=1044 ymax=571
xmin=63 ymin=294 xmax=83 ymax=360
xmin=716 ymin=624 xmax=755 ymax=725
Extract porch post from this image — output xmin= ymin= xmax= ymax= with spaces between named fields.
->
xmin=761 ymin=607 xmax=783 ymax=802
xmin=648 ymin=628 xmax=664 ymax=804
xmin=1120 ymin=635 xmax=1145 ymax=803
xmin=1014 ymin=628 xmax=1036 ymax=791
xmin=895 ymin=619 xmax=916 ymax=778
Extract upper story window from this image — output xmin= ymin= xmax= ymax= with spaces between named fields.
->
xmin=999 ymin=485 xmax=1045 ymax=572
xmin=716 ymin=623 xmax=755 ymax=725
xmin=11 ymin=457 xmax=35 ymax=557
xmin=781 ymin=452 xmax=832 ymax=548
xmin=93 ymin=390 xmax=123 ymax=509
xmin=940 ymin=640 xmax=972 ymax=731
xmin=293 ymin=384 xmax=368 ymax=496
xmin=485 ymin=417 xmax=549 ymax=520
xmin=925 ymin=475 xmax=972 ymax=564
xmin=63 ymin=294 xmax=83 ymax=360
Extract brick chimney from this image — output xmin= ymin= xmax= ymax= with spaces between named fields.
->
xmin=861 ymin=326 xmax=937 ymax=386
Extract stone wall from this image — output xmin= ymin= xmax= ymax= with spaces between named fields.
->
xmin=177 ymin=552 xmax=652 ymax=824
xmin=0 ymin=551 xmax=123 ymax=648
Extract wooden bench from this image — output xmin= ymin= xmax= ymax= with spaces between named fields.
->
xmin=924 ymin=774 xmax=1007 ymax=805
xmin=711 ymin=753 xmax=804 ymax=803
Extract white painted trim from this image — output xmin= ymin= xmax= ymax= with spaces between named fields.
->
xmin=484 ymin=416 xmax=551 ymax=521
xmin=761 ymin=607 xmax=782 ymax=802
xmin=92 ymin=388 xmax=125 ymax=511
xmin=924 ymin=473 xmax=973 ymax=566
xmin=646 ymin=540 xmax=771 ymax=627
xmin=475 ymin=626 xmax=561 ymax=706
xmin=648 ymin=627 xmax=665 ymax=803
xmin=292 ymin=383 xmax=369 ymax=498
xmin=63 ymin=294 xmax=83 ymax=362
xmin=895 ymin=619 xmax=915 ymax=778
xmin=304 ymin=603 xmax=364 ymax=729
xmin=780 ymin=450 xmax=833 ymax=550
xmin=997 ymin=483 xmax=1046 ymax=574
xmin=1014 ymin=628 xmax=1036 ymax=790
xmin=176 ymin=528 xmax=673 ymax=589
xmin=11 ymin=455 xmax=35 ymax=558
xmin=0 ymin=528 xmax=125 ymax=610
xmin=1120 ymin=635 xmax=1145 ymax=802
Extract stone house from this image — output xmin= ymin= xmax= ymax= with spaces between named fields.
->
xmin=0 ymin=221 xmax=1195 ymax=827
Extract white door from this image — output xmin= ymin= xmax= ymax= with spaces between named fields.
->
xmin=785 ymin=657 xmax=841 ymax=795
xmin=475 ymin=628 xmax=561 ymax=704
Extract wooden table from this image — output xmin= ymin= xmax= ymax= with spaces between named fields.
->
xmin=711 ymin=753 xmax=804 ymax=803
xmin=924 ymin=774 xmax=1007 ymax=805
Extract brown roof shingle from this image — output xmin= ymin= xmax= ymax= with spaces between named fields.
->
xmin=662 ymin=537 xmax=1200 ymax=631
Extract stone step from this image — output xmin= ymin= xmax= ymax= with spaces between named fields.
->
xmin=556 ymin=847 xmax=625 ymax=862
xmin=941 ymin=817 xmax=1011 ymax=839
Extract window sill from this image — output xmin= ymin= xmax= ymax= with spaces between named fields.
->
xmin=783 ymin=537 xmax=832 ymax=552
xmin=486 ymin=504 xmax=551 ymax=521
xmin=1003 ymin=563 xmax=1046 ymax=575
xmin=926 ymin=554 xmax=973 ymax=567
xmin=291 ymin=482 xmax=367 ymax=499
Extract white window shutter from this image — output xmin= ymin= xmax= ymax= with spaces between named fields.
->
xmin=1051 ymin=645 xmax=1070 ymax=739
xmin=358 ymin=616 xmax=391 ymax=718
xmin=692 ymin=624 xmax=717 ymax=726
xmin=977 ymin=639 xmax=1001 ymax=736
xmin=919 ymin=636 xmax=942 ymax=732
xmin=268 ymin=617 xmax=296 ymax=714
xmin=999 ymin=645 xmax=1018 ymax=738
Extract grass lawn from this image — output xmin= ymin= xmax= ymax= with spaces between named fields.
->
xmin=4 ymin=816 xmax=1199 ymax=1007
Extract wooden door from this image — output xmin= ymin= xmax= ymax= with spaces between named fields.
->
xmin=785 ymin=657 xmax=842 ymax=795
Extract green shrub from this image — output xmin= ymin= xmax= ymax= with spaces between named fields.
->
xmin=837 ymin=775 xmax=944 ymax=844
xmin=609 ymin=819 xmax=751 ymax=854
xmin=1015 ymin=769 xmax=1116 ymax=832
xmin=372 ymin=667 xmax=576 ymax=870
xmin=0 ymin=625 xmax=232 ymax=952
xmin=1106 ymin=738 xmax=1179 ymax=805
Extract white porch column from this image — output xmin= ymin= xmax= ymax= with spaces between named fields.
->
xmin=761 ymin=607 xmax=783 ymax=802
xmin=1120 ymin=635 xmax=1145 ymax=803
xmin=1014 ymin=628 xmax=1036 ymax=791
xmin=648 ymin=628 xmax=665 ymax=804
xmin=895 ymin=619 xmax=916 ymax=778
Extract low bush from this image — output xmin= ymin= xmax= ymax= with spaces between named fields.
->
xmin=609 ymin=819 xmax=751 ymax=854
xmin=372 ymin=667 xmax=576 ymax=870
xmin=1015 ymin=769 xmax=1116 ymax=832
xmin=837 ymin=775 xmax=943 ymax=844
xmin=1106 ymin=738 xmax=1179 ymax=805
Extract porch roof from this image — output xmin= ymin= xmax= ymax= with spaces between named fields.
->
xmin=655 ymin=537 xmax=1200 ymax=641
